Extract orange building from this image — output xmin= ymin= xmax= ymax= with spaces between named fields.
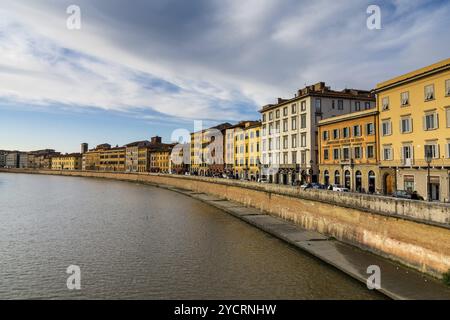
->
xmin=318 ymin=109 xmax=380 ymax=193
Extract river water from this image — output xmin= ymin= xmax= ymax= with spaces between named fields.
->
xmin=0 ymin=173 xmax=383 ymax=299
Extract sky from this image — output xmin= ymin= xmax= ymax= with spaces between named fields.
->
xmin=0 ymin=0 xmax=449 ymax=153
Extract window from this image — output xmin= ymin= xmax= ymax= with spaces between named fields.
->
xmin=338 ymin=100 xmax=344 ymax=110
xmin=447 ymin=141 xmax=450 ymax=158
xmin=425 ymin=84 xmax=435 ymax=101
xmin=269 ymin=112 xmax=273 ymax=120
xmin=400 ymin=117 xmax=412 ymax=133
xmin=292 ymin=104 xmax=297 ymax=114
xmin=382 ymin=120 xmax=392 ymax=136
xmin=424 ymin=113 xmax=438 ymax=130
xmin=424 ymin=144 xmax=439 ymax=159
xmin=276 ymin=109 xmax=280 ymax=118
xmin=383 ymin=146 xmax=393 ymax=160
xmin=300 ymin=114 xmax=307 ymax=129
xmin=301 ymin=151 xmax=306 ymax=164
xmin=332 ymin=100 xmax=335 ymax=109
xmin=367 ymin=145 xmax=374 ymax=158
xmin=315 ymin=99 xmax=322 ymax=113
xmin=446 ymin=79 xmax=450 ymax=96
xmin=283 ymin=119 xmax=288 ymax=132
xmin=365 ymin=102 xmax=371 ymax=110
xmin=342 ymin=147 xmax=350 ymax=160
xmin=333 ymin=149 xmax=340 ymax=160
xmin=283 ymin=107 xmax=288 ymax=117
xmin=283 ymin=136 xmax=288 ymax=149
xmin=402 ymin=145 xmax=412 ymax=160
xmin=283 ymin=152 xmax=288 ymax=164
xmin=301 ymin=101 xmax=306 ymax=111
xmin=324 ymin=149 xmax=329 ymax=160
xmin=404 ymin=175 xmax=415 ymax=193
xmin=355 ymin=101 xmax=361 ymax=111
xmin=275 ymin=121 xmax=280 ymax=133
xmin=300 ymin=133 xmax=306 ymax=147
xmin=291 ymin=134 xmax=297 ymax=148
xmin=262 ymin=114 xmax=266 ymax=122
xmin=354 ymin=146 xmax=362 ymax=159
xmin=291 ymin=117 xmax=297 ymax=130
xmin=353 ymin=125 xmax=361 ymax=137
xmin=333 ymin=129 xmax=340 ymax=140
xmin=292 ymin=151 xmax=297 ymax=163
xmin=382 ymin=97 xmax=389 ymax=110
xmin=322 ymin=131 xmax=329 ymax=141
xmin=343 ymin=127 xmax=350 ymax=138
xmin=401 ymin=92 xmax=409 ymax=106
xmin=366 ymin=123 xmax=374 ymax=135
xmin=446 ymin=107 xmax=450 ymax=128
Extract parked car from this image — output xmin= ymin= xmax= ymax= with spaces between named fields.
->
xmin=300 ymin=183 xmax=312 ymax=190
xmin=392 ymin=190 xmax=424 ymax=200
xmin=332 ymin=185 xmax=349 ymax=192
xmin=391 ymin=190 xmax=412 ymax=199
xmin=258 ymin=178 xmax=269 ymax=183
xmin=311 ymin=183 xmax=326 ymax=189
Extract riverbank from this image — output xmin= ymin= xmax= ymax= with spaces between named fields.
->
xmin=2 ymin=169 xmax=450 ymax=299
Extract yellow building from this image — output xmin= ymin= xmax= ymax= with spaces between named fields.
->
xmin=51 ymin=153 xmax=82 ymax=170
xmin=374 ymin=58 xmax=450 ymax=201
xmin=318 ymin=109 xmax=379 ymax=193
xmin=150 ymin=146 xmax=174 ymax=173
xmin=190 ymin=123 xmax=232 ymax=176
xmin=228 ymin=121 xmax=261 ymax=180
xmin=99 ymin=146 xmax=126 ymax=172
xmin=82 ymin=143 xmax=110 ymax=171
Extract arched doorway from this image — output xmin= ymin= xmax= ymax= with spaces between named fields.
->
xmin=368 ymin=171 xmax=376 ymax=193
xmin=344 ymin=170 xmax=351 ymax=189
xmin=324 ymin=170 xmax=330 ymax=186
xmin=355 ymin=171 xmax=362 ymax=192
xmin=334 ymin=170 xmax=340 ymax=185
xmin=383 ymin=173 xmax=394 ymax=195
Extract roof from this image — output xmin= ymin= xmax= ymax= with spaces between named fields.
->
xmin=375 ymin=57 xmax=450 ymax=92
xmin=259 ymin=82 xmax=374 ymax=113
xmin=124 ymin=140 xmax=151 ymax=147
xmin=191 ymin=122 xmax=233 ymax=135
xmin=317 ymin=109 xmax=379 ymax=127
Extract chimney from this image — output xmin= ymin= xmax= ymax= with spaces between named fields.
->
xmin=151 ymin=136 xmax=162 ymax=144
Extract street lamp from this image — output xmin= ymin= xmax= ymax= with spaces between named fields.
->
xmin=425 ymin=150 xmax=433 ymax=202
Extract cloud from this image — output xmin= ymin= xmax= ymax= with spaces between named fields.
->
xmin=0 ymin=0 xmax=449 ymax=123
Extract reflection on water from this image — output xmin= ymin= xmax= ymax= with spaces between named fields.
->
xmin=0 ymin=173 xmax=383 ymax=299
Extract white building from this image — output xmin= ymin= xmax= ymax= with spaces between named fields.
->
xmin=259 ymin=82 xmax=375 ymax=185
xmin=0 ymin=151 xmax=7 ymax=167
xmin=5 ymin=152 xmax=20 ymax=168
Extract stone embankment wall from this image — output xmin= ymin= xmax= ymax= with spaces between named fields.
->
xmin=2 ymin=169 xmax=450 ymax=278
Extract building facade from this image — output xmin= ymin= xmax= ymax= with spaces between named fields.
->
xmin=0 ymin=151 xmax=8 ymax=167
xmin=82 ymin=144 xmax=111 ymax=171
xmin=228 ymin=121 xmax=261 ymax=180
xmin=318 ymin=109 xmax=380 ymax=193
xmin=27 ymin=149 xmax=60 ymax=169
xmin=125 ymin=136 xmax=164 ymax=173
xmin=99 ymin=146 xmax=126 ymax=172
xmin=190 ymin=123 xmax=232 ymax=176
xmin=51 ymin=153 xmax=82 ymax=170
xmin=374 ymin=58 xmax=450 ymax=201
xmin=5 ymin=152 xmax=20 ymax=168
xmin=260 ymin=82 xmax=376 ymax=185
xmin=149 ymin=145 xmax=174 ymax=173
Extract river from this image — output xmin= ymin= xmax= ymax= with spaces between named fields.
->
xmin=0 ymin=173 xmax=383 ymax=299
